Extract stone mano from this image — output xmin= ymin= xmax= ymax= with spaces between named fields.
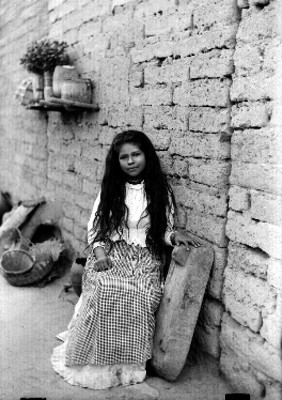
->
xmin=152 ymin=244 xmax=214 ymax=381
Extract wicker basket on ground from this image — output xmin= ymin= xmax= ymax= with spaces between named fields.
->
xmin=0 ymin=247 xmax=53 ymax=286
xmin=0 ymin=228 xmax=30 ymax=257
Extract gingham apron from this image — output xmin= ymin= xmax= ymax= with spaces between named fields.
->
xmin=65 ymin=240 xmax=162 ymax=366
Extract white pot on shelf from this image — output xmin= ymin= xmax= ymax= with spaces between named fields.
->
xmin=52 ymin=65 xmax=79 ymax=98
xmin=61 ymin=78 xmax=92 ymax=104
xmin=32 ymin=73 xmax=44 ymax=103
xmin=43 ymin=70 xmax=53 ymax=101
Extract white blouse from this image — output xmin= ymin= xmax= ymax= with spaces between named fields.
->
xmin=87 ymin=182 xmax=174 ymax=248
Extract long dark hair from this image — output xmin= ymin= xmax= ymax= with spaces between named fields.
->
xmin=90 ymin=130 xmax=175 ymax=257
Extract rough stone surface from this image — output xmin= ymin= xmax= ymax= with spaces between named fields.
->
xmin=227 ymin=242 xmax=269 ymax=279
xmin=0 ymin=0 xmax=281 ymax=397
xmin=174 ymin=79 xmax=232 ymax=108
xmin=220 ymin=348 xmax=265 ymax=397
xmin=223 ymin=266 xmax=277 ymax=312
xmin=229 ymin=186 xmax=250 ymax=212
xmin=189 ymin=107 xmax=231 ymax=133
xmin=264 ymin=381 xmax=282 ymax=400
xmin=267 ymin=258 xmax=282 ymax=290
xmin=220 ymin=313 xmax=282 ymax=383
xmin=170 ymin=133 xmax=231 ymax=159
xmin=231 ymin=128 xmax=282 ymax=164
xmin=231 ymin=102 xmax=270 ymax=128
xmin=152 ymin=245 xmax=214 ymax=381
xmin=226 ymin=210 xmax=282 ymax=258
xmin=230 ymin=162 xmax=282 ymax=195
xmin=189 ymin=159 xmax=232 ymax=189
xmin=189 ymin=49 xmax=234 ymax=79
xmin=260 ymin=293 xmax=282 ymax=350
xmin=185 ymin=187 xmax=228 ymax=217
xmin=186 ymin=210 xmax=227 ymax=247
xmin=207 ymin=246 xmax=228 ymax=300
xmin=250 ymin=190 xmax=282 ymax=226
xmin=196 ymin=325 xmax=221 ymax=359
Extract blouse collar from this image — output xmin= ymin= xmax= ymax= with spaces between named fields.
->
xmin=125 ymin=181 xmax=144 ymax=190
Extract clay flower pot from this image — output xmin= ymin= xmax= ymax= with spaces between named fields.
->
xmin=43 ymin=70 xmax=53 ymax=101
xmin=32 ymin=73 xmax=44 ymax=103
xmin=61 ymin=78 xmax=92 ymax=104
xmin=52 ymin=65 xmax=79 ymax=98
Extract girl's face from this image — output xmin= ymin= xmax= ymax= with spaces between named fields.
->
xmin=118 ymin=142 xmax=146 ymax=178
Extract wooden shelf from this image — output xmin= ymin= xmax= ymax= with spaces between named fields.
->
xmin=26 ymin=102 xmax=63 ymax=111
xmin=49 ymin=97 xmax=99 ymax=111
xmin=25 ymin=98 xmax=99 ymax=112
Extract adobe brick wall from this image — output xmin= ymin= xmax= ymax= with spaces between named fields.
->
xmin=0 ymin=0 xmax=281 ymax=397
xmin=0 ymin=0 xmax=49 ymax=200
xmin=222 ymin=1 xmax=282 ymax=398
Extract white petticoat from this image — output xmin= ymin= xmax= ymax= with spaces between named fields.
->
xmin=50 ymin=296 xmax=146 ymax=390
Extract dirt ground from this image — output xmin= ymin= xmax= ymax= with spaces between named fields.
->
xmin=0 ymin=269 xmax=233 ymax=400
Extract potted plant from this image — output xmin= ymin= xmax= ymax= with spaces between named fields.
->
xmin=20 ymin=39 xmax=68 ymax=102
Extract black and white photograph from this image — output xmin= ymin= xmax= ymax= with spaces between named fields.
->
xmin=0 ymin=0 xmax=281 ymax=399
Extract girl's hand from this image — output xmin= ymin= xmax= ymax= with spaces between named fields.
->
xmin=93 ymin=246 xmax=111 ymax=271
xmin=172 ymin=231 xmax=202 ymax=249
xmin=94 ymin=257 xmax=112 ymax=271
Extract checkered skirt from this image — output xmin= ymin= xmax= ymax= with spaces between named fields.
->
xmin=65 ymin=240 xmax=162 ymax=366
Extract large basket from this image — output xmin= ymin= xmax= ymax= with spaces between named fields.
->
xmin=0 ymin=247 xmax=53 ymax=286
xmin=0 ymin=227 xmax=30 ymax=256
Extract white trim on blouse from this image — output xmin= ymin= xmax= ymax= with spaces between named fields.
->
xmin=87 ymin=182 xmax=174 ymax=248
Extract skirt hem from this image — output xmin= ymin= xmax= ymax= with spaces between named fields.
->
xmin=50 ymin=339 xmax=146 ymax=390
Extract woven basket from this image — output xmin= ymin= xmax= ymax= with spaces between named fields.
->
xmin=0 ymin=247 xmax=53 ymax=286
xmin=0 ymin=228 xmax=30 ymax=256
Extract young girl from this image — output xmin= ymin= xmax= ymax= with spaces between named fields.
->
xmin=51 ymin=130 xmax=200 ymax=390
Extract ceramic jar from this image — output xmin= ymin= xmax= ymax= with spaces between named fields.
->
xmin=43 ymin=70 xmax=53 ymax=101
xmin=32 ymin=73 xmax=44 ymax=103
xmin=52 ymin=65 xmax=79 ymax=98
xmin=61 ymin=78 xmax=92 ymax=104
